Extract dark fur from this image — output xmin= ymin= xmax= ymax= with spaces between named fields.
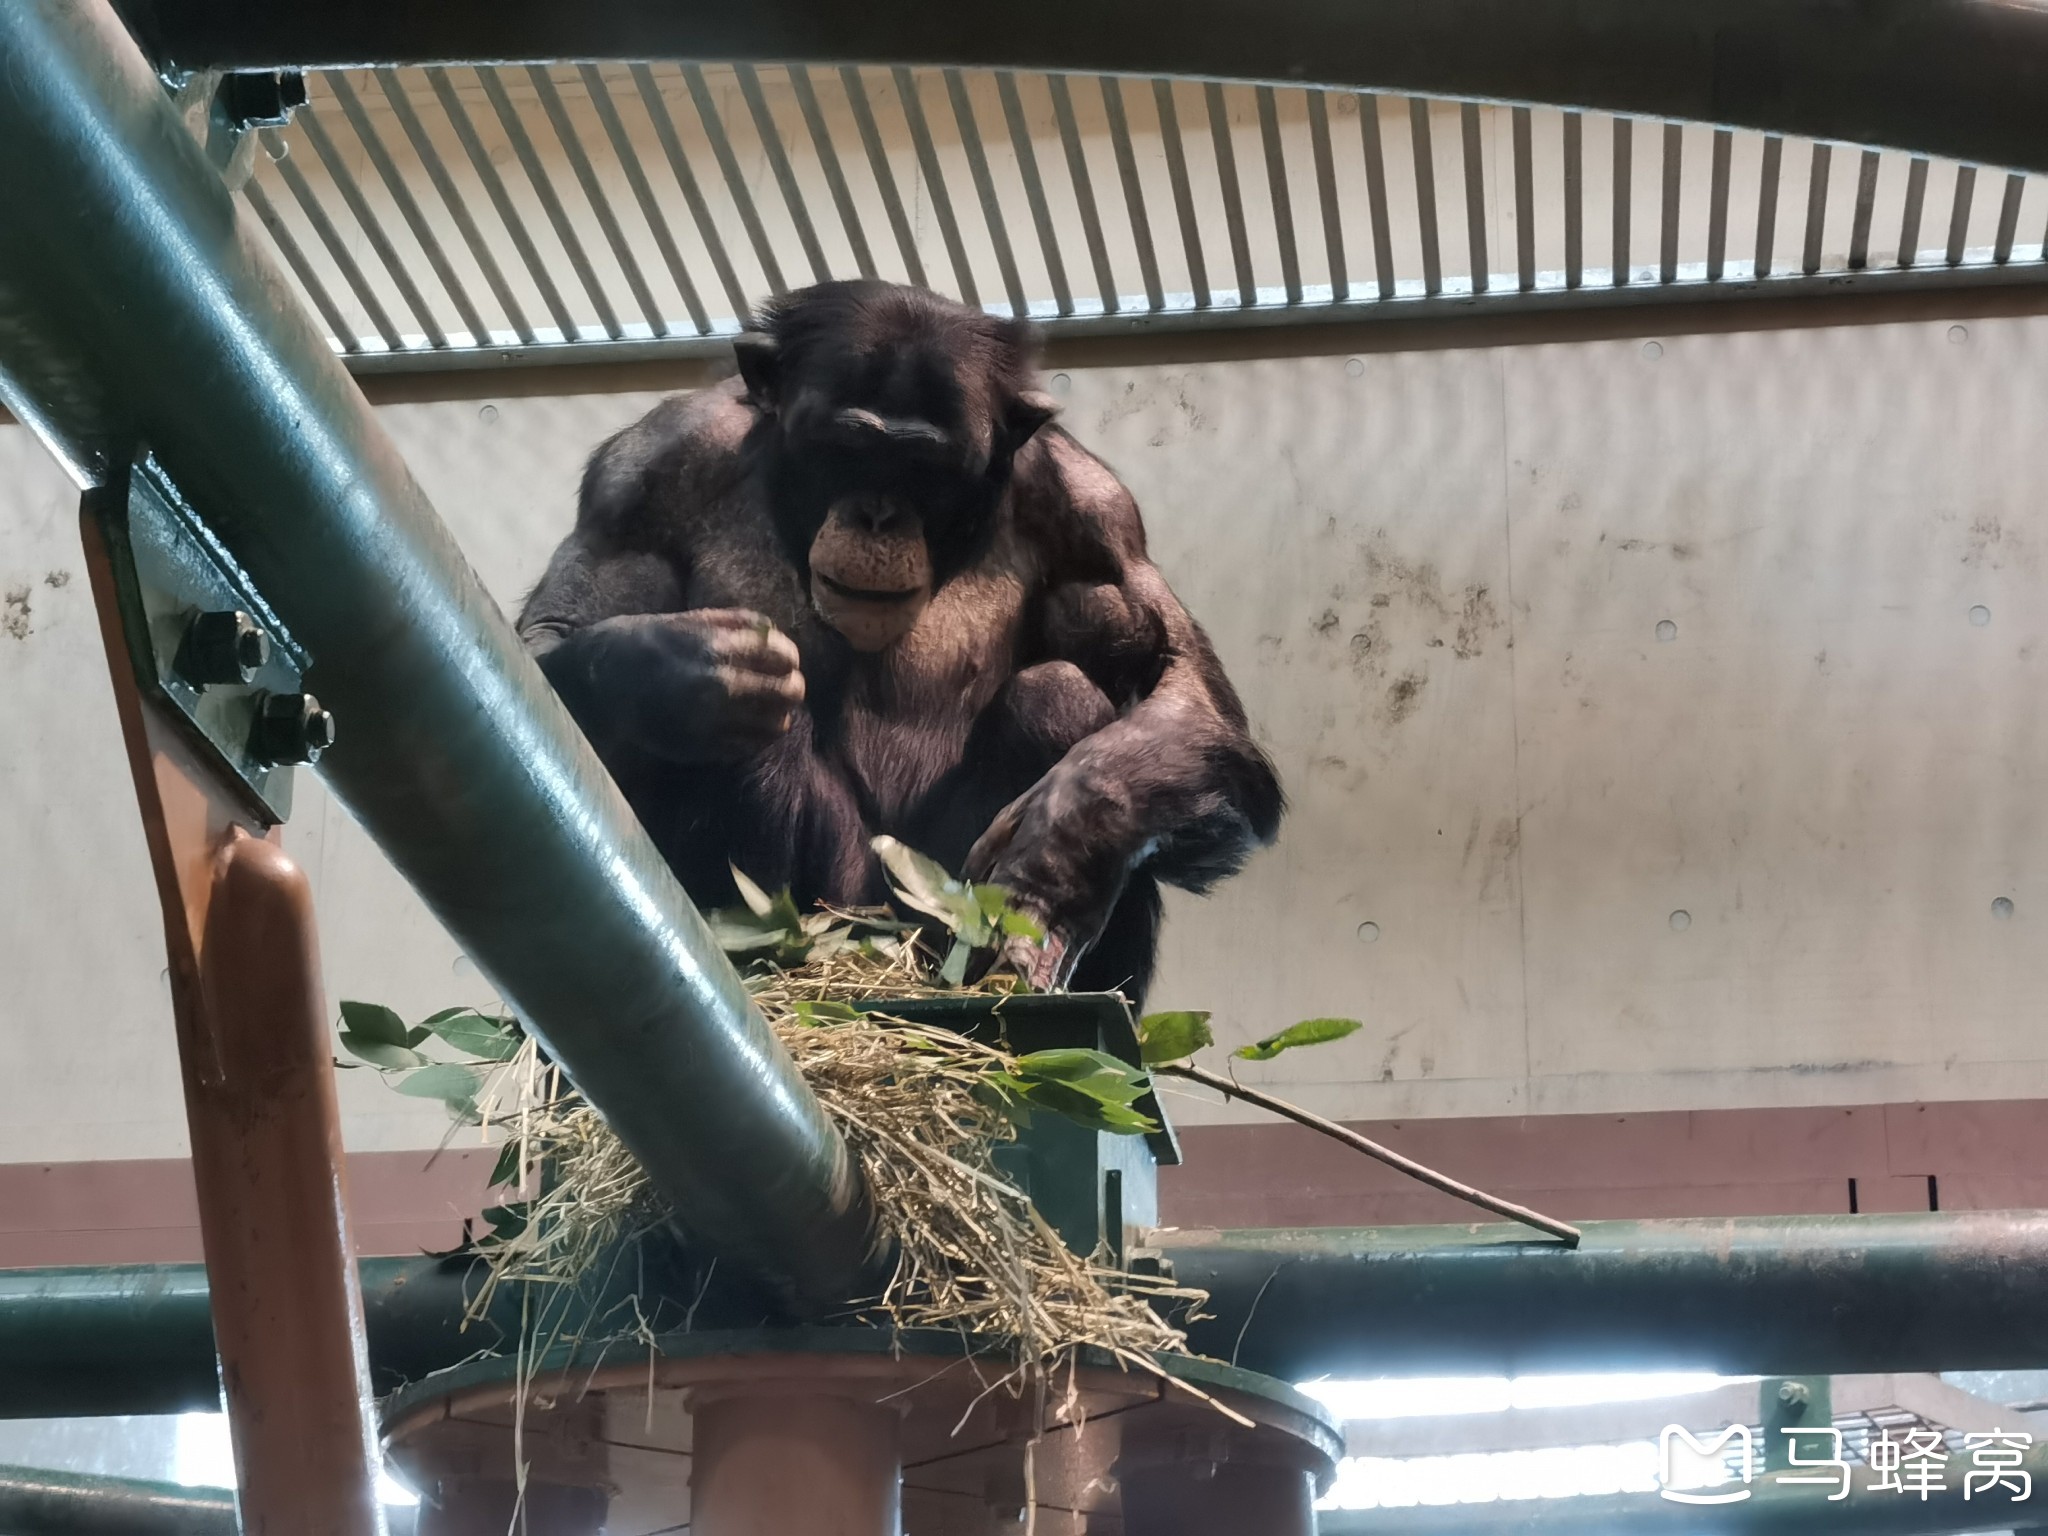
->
xmin=518 ymin=281 xmax=1281 ymax=1005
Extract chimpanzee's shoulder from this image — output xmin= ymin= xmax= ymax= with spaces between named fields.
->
xmin=1013 ymin=428 xmax=1148 ymax=582
xmin=576 ymin=378 xmax=758 ymax=541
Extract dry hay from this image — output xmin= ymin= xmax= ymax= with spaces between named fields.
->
xmin=461 ymin=937 xmax=1205 ymax=1398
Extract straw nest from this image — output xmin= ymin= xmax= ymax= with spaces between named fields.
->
xmin=460 ymin=931 xmax=1203 ymax=1392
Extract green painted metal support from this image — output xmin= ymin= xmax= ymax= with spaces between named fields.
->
xmin=112 ymin=0 xmax=2048 ymax=176
xmin=0 ymin=0 xmax=876 ymax=1310
xmin=0 ymin=1466 xmax=235 ymax=1536
xmin=1160 ymin=1213 xmax=2048 ymax=1380
xmin=14 ymin=1213 xmax=2048 ymax=1418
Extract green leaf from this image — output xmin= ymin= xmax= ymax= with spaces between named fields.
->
xmin=792 ymin=999 xmax=862 ymax=1025
xmin=488 ymin=1139 xmax=524 ymax=1190
xmin=420 ymin=1008 xmax=522 ymax=1062
xmin=339 ymin=1000 xmax=408 ymax=1047
xmin=873 ymin=837 xmax=989 ymax=942
xmin=973 ymin=884 xmax=1011 ymax=920
xmin=1137 ymin=1010 xmax=1215 ymax=1065
xmin=976 ymin=1074 xmax=1034 ymax=1128
xmin=1016 ymin=1048 xmax=1150 ymax=1105
xmin=939 ymin=936 xmax=972 ymax=987
xmin=404 ymin=1026 xmax=433 ymax=1048
xmin=705 ymin=908 xmax=796 ymax=953
xmin=1019 ymin=1046 xmax=1145 ymax=1087
xmin=806 ymin=928 xmax=856 ymax=962
xmin=872 ymin=836 xmax=958 ymax=920
xmin=1234 ymin=1016 xmax=1365 ymax=1062
xmin=998 ymin=908 xmax=1046 ymax=943
xmin=730 ymin=868 xmax=806 ymax=936
xmin=339 ymin=1034 xmax=427 ymax=1071
xmin=1016 ymin=1077 xmax=1158 ymax=1136
xmin=480 ymin=1203 xmax=529 ymax=1242
xmin=395 ymin=1062 xmax=486 ymax=1106
xmin=420 ymin=1006 xmax=473 ymax=1025
xmin=729 ymin=863 xmax=776 ymax=918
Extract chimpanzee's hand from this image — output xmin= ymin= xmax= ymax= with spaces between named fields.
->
xmin=964 ymin=750 xmax=1130 ymax=990
xmin=583 ymin=608 xmax=804 ymax=764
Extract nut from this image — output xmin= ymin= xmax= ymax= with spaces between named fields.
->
xmin=247 ymin=691 xmax=334 ymax=765
xmin=177 ymin=609 xmax=271 ymax=686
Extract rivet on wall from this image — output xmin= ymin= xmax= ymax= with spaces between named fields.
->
xmin=1993 ymin=897 xmax=2016 ymax=920
xmin=1970 ymin=605 xmax=1992 ymax=627
xmin=1656 ymin=619 xmax=1679 ymax=642
xmin=1669 ymin=910 xmax=1692 ymax=932
xmin=1345 ymin=357 xmax=1366 ymax=378
xmin=1948 ymin=325 xmax=1970 ymax=345
xmin=1356 ymin=921 xmax=1381 ymax=943
xmin=1050 ymin=372 xmax=1072 ymax=397
xmin=1641 ymin=340 xmax=1664 ymax=360
xmin=478 ymin=403 xmax=500 ymax=425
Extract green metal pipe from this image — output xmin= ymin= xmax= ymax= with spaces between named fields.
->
xmin=0 ymin=1266 xmax=218 ymax=1417
xmin=1161 ymin=1212 xmax=2048 ymax=1381
xmin=113 ymin=0 xmax=2048 ymax=175
xmin=0 ymin=0 xmax=875 ymax=1309
xmin=0 ymin=1467 xmax=235 ymax=1536
xmin=13 ymin=1213 xmax=2048 ymax=1417
xmin=0 ymin=1247 xmax=771 ymax=1418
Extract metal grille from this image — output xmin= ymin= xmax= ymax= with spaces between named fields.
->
xmin=242 ymin=64 xmax=2048 ymax=371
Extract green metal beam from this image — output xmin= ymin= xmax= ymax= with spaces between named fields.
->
xmin=0 ymin=1466 xmax=235 ymax=1536
xmin=112 ymin=0 xmax=2048 ymax=175
xmin=1161 ymin=1213 xmax=2048 ymax=1380
xmin=0 ymin=0 xmax=876 ymax=1310
xmin=13 ymin=1213 xmax=2048 ymax=1418
xmin=0 ymin=1246 xmax=771 ymax=1418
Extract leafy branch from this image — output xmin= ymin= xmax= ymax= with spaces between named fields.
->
xmin=334 ymin=1000 xmax=520 ymax=1124
xmin=869 ymin=836 xmax=1044 ymax=985
xmin=1134 ymin=1009 xmax=1582 ymax=1247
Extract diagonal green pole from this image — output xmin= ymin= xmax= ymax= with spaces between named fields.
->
xmin=0 ymin=0 xmax=877 ymax=1310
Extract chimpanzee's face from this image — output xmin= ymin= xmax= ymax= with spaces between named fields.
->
xmin=737 ymin=292 xmax=1055 ymax=652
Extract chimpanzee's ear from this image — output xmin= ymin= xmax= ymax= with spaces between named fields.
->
xmin=733 ymin=332 xmax=781 ymax=408
xmin=1000 ymin=388 xmax=1060 ymax=454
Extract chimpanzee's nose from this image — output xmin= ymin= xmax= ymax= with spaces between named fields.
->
xmin=844 ymin=498 xmax=913 ymax=535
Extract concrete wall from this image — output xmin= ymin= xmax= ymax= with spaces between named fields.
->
xmin=4 ymin=301 xmax=2046 ymax=1172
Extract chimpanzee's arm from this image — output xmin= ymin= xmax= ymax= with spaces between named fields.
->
xmin=965 ymin=440 xmax=1282 ymax=981
xmin=518 ymin=403 xmax=804 ymax=768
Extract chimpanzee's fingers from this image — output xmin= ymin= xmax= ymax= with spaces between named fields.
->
xmin=687 ymin=607 xmax=775 ymax=631
xmin=964 ymin=797 xmax=1025 ymax=879
xmin=702 ymin=616 xmax=801 ymax=677
xmin=980 ymin=927 xmax=1070 ymax=992
xmin=728 ymin=630 xmax=803 ymax=677
xmin=717 ymin=665 xmax=805 ymax=714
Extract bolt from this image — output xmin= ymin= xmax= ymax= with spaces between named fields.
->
xmin=1778 ymin=1380 xmax=1812 ymax=1407
xmin=177 ymin=609 xmax=271 ymax=686
xmin=248 ymin=691 xmax=335 ymax=765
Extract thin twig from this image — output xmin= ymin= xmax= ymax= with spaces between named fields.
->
xmin=1159 ymin=1062 xmax=1582 ymax=1246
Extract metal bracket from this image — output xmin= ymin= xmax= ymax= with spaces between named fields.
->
xmin=82 ymin=453 xmax=327 ymax=824
xmin=160 ymin=68 xmax=303 ymax=190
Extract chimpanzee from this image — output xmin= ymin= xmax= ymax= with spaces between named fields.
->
xmin=518 ymin=280 xmax=1280 ymax=1004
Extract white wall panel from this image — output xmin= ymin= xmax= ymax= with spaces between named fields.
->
xmin=4 ymin=313 xmax=2047 ymax=1158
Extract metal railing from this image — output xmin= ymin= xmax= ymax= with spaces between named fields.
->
xmin=244 ymin=64 xmax=2048 ymax=371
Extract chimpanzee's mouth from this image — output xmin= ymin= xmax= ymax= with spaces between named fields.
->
xmin=816 ymin=572 xmax=924 ymax=604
